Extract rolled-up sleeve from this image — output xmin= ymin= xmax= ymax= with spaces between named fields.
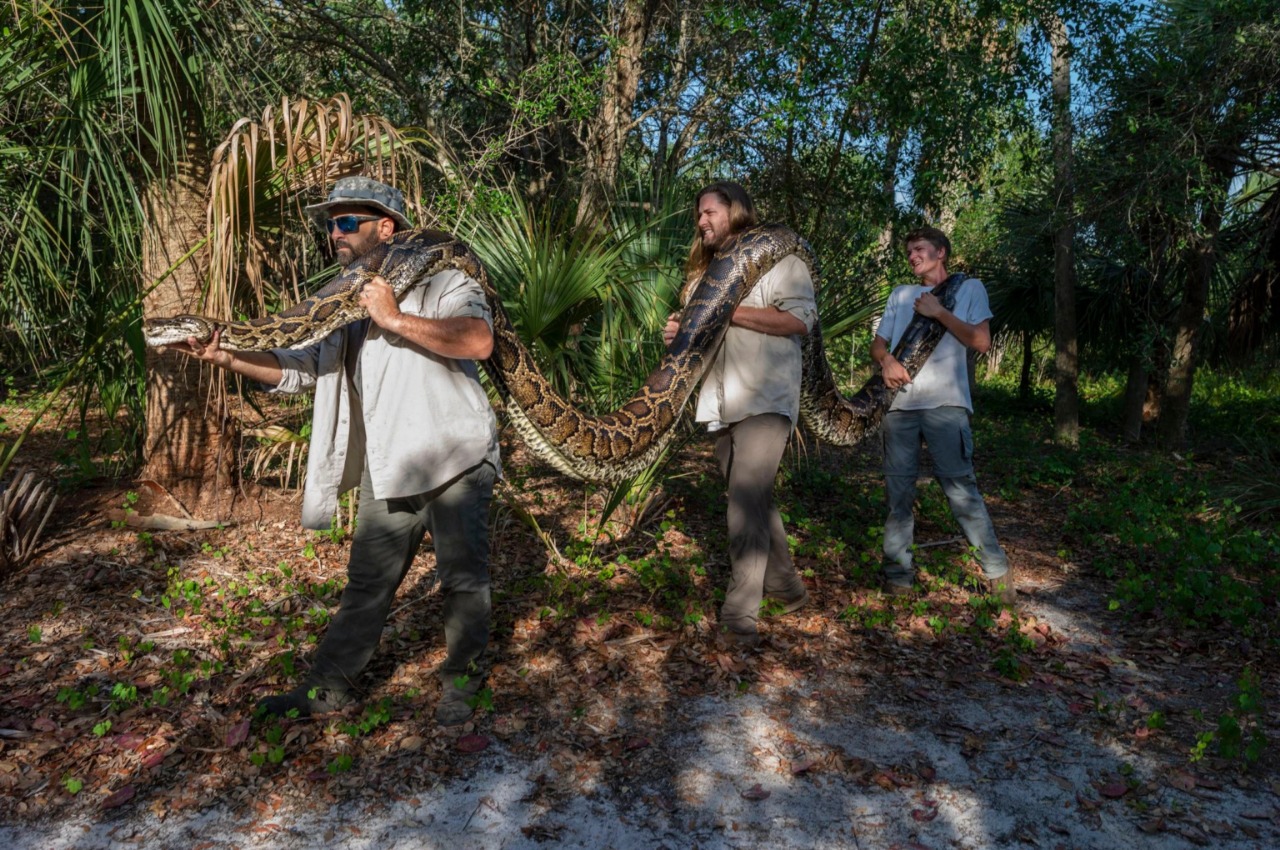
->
xmin=408 ymin=270 xmax=493 ymax=329
xmin=767 ymin=255 xmax=817 ymax=332
xmin=270 ymin=344 xmax=322 ymax=394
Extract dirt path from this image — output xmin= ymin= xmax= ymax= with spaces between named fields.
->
xmin=3 ymin=562 xmax=1277 ymax=849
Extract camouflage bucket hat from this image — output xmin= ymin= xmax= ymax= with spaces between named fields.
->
xmin=304 ymin=176 xmax=412 ymax=230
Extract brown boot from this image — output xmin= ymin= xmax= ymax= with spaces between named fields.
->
xmin=773 ymin=588 xmax=810 ymax=615
xmin=983 ymin=568 xmax=1016 ymax=605
xmin=436 ymin=672 xmax=484 ymax=727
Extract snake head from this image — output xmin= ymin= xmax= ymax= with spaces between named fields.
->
xmin=142 ymin=315 xmax=218 ymax=348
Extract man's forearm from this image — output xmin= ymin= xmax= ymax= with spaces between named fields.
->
xmin=384 ymin=314 xmax=494 ymax=360
xmin=731 ymin=305 xmax=807 ymax=336
xmin=934 ymin=312 xmax=991 ymax=353
xmin=871 ymin=336 xmax=892 ymax=365
xmin=219 ymin=350 xmax=285 ymax=386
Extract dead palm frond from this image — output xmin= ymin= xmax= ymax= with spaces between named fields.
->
xmin=0 ymin=468 xmax=58 ymax=577
xmin=205 ymin=94 xmax=428 ymax=323
xmin=242 ymin=424 xmax=308 ymax=491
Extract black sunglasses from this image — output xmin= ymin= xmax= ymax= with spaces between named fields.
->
xmin=326 ymin=214 xmax=382 ymax=234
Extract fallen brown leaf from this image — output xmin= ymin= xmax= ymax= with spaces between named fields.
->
xmin=456 ymin=734 xmax=489 ymax=754
xmin=740 ymin=783 xmax=770 ymax=801
xmin=790 ymin=758 xmax=818 ymax=776
xmin=1138 ymin=817 xmax=1166 ymax=834
xmin=101 ymin=785 xmax=136 ymax=809
xmin=224 ymin=719 xmax=250 ymax=749
xmin=1097 ymin=781 xmax=1129 ymax=799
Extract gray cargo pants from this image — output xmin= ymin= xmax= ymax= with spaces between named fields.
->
xmin=882 ymin=406 xmax=1007 ymax=585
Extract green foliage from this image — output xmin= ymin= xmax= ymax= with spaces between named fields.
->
xmin=1190 ymin=667 xmax=1267 ymax=765
xmin=340 ymin=699 xmax=392 ymax=738
xmin=327 ymin=753 xmax=355 ymax=775
xmin=0 ymin=0 xmax=261 ymax=476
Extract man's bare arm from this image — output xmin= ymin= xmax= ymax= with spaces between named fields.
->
xmin=361 ymin=275 xmax=493 ymax=359
xmin=730 ymin=305 xmax=807 ymax=336
xmin=163 ymin=331 xmax=284 ymax=385
xmin=871 ymin=335 xmax=912 ymax=389
xmin=913 ymin=293 xmax=991 ymax=353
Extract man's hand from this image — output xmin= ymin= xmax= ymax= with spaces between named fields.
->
xmin=360 ymin=275 xmax=402 ymax=332
xmin=164 ymin=328 xmax=233 ymax=369
xmin=880 ymin=354 xmax=912 ymax=390
xmin=663 ymin=312 xmax=681 ymax=348
xmin=913 ymin=291 xmax=946 ymax=319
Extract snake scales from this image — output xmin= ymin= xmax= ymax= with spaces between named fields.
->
xmin=143 ymin=225 xmax=959 ymax=483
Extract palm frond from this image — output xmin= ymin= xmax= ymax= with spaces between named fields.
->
xmin=206 ymin=95 xmax=426 ymax=320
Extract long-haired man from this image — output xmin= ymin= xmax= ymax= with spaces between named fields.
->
xmin=663 ymin=181 xmax=816 ymax=646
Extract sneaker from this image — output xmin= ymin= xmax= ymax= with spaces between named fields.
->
xmin=983 ymin=568 xmax=1016 ymax=605
xmin=256 ymin=684 xmax=351 ymax=719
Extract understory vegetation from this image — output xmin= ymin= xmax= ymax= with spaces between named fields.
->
xmin=1 ymin=358 xmax=1276 ymax=818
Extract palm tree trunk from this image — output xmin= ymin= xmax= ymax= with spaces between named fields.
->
xmin=140 ymin=120 xmax=236 ymax=516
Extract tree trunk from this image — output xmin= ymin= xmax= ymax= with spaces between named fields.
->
xmin=877 ymin=126 xmax=903 ymax=254
xmin=1019 ymin=330 xmax=1033 ymax=401
xmin=576 ymin=0 xmax=660 ymax=228
xmin=1157 ymin=178 xmax=1227 ymax=451
xmin=1121 ymin=355 xmax=1146 ymax=444
xmin=140 ymin=121 xmax=236 ymax=517
xmin=1046 ymin=13 xmax=1078 ymax=446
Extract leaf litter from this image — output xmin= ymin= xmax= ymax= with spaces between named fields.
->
xmin=0 ymin=435 xmax=1275 ymax=848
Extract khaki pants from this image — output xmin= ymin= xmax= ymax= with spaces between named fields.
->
xmin=715 ymin=414 xmax=806 ymax=631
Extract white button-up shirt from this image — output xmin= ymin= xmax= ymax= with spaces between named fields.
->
xmin=695 ymin=254 xmax=818 ymax=428
xmin=271 ymin=268 xmax=500 ymax=529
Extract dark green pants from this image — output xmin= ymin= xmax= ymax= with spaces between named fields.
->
xmin=305 ymin=460 xmax=495 ymax=694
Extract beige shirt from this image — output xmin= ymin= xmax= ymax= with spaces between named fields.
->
xmin=695 ymin=254 xmax=817 ymax=428
xmin=271 ymin=268 xmax=500 ymax=529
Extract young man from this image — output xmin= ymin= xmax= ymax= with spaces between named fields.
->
xmin=870 ymin=226 xmax=1012 ymax=602
xmin=165 ymin=176 xmax=501 ymax=724
xmin=664 ymin=181 xmax=815 ymax=646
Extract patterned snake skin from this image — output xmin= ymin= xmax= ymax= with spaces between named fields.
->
xmin=143 ymin=226 xmax=959 ymax=483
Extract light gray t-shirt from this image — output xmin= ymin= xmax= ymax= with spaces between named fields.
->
xmin=873 ymin=277 xmax=992 ymax=413
xmin=695 ymin=254 xmax=818 ymax=428
xmin=272 ymin=268 xmax=501 ymax=529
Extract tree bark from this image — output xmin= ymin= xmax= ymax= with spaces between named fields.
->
xmin=1019 ymin=330 xmax=1033 ymax=402
xmin=1157 ymin=215 xmax=1223 ymax=450
xmin=1121 ymin=355 xmax=1146 ymax=443
xmin=140 ymin=120 xmax=236 ymax=517
xmin=576 ymin=0 xmax=661 ymax=228
xmin=1046 ymin=12 xmax=1078 ymax=446
xmin=876 ymin=126 xmax=903 ymax=254
xmin=1157 ymin=150 xmax=1231 ymax=451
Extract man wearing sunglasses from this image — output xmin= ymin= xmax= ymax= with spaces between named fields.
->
xmin=165 ymin=176 xmax=500 ymax=727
